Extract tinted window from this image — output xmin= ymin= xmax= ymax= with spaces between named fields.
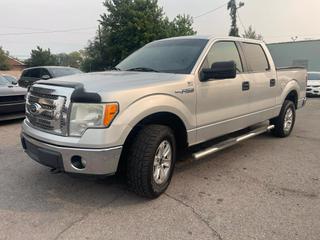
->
xmin=308 ymin=73 xmax=320 ymax=80
xmin=203 ymin=41 xmax=243 ymax=72
xmin=50 ymin=68 xmax=82 ymax=77
xmin=41 ymin=69 xmax=51 ymax=77
xmin=242 ymin=43 xmax=269 ymax=72
xmin=25 ymin=68 xmax=41 ymax=78
xmin=117 ymin=39 xmax=208 ymax=74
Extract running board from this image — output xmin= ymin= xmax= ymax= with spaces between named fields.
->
xmin=193 ymin=125 xmax=275 ymax=160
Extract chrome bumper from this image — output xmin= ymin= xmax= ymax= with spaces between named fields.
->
xmin=21 ymin=133 xmax=122 ymax=175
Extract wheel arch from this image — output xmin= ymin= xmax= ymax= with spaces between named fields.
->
xmin=284 ymin=90 xmax=298 ymax=109
xmin=117 ymin=111 xmax=188 ymax=174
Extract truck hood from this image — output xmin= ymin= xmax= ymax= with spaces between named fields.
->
xmin=38 ymin=71 xmax=188 ymax=93
xmin=0 ymin=85 xmax=27 ymax=97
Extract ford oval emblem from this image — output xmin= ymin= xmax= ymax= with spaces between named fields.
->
xmin=29 ymin=103 xmax=42 ymax=115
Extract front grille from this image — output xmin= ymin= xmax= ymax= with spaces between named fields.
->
xmin=0 ymin=95 xmax=25 ymax=103
xmin=26 ymin=85 xmax=73 ymax=136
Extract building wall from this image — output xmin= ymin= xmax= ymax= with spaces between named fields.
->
xmin=267 ymin=40 xmax=320 ymax=72
xmin=0 ymin=57 xmax=26 ymax=78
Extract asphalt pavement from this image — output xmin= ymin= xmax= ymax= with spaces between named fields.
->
xmin=0 ymin=99 xmax=319 ymax=240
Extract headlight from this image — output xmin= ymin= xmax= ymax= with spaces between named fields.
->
xmin=69 ymin=103 xmax=119 ymax=136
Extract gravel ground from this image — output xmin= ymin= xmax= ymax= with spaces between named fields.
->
xmin=0 ymin=99 xmax=319 ymax=240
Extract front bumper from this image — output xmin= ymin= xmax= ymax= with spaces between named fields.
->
xmin=21 ymin=133 xmax=122 ymax=175
xmin=306 ymin=87 xmax=320 ymax=96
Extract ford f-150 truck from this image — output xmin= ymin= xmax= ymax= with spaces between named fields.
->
xmin=21 ymin=36 xmax=307 ymax=198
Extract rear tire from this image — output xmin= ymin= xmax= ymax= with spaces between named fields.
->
xmin=126 ymin=125 xmax=176 ymax=198
xmin=270 ymin=100 xmax=296 ymax=138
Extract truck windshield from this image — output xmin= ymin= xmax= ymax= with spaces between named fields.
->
xmin=116 ymin=39 xmax=208 ymax=74
xmin=308 ymin=73 xmax=320 ymax=80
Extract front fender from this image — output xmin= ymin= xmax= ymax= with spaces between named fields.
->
xmin=78 ymin=94 xmax=196 ymax=148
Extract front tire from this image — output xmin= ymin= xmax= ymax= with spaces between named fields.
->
xmin=126 ymin=125 xmax=176 ymax=198
xmin=270 ymin=100 xmax=296 ymax=138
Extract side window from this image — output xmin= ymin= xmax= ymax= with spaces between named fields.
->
xmin=21 ymin=70 xmax=30 ymax=77
xmin=203 ymin=41 xmax=243 ymax=73
xmin=41 ymin=69 xmax=51 ymax=78
xmin=29 ymin=69 xmax=41 ymax=78
xmin=242 ymin=43 xmax=270 ymax=72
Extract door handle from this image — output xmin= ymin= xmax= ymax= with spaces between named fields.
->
xmin=242 ymin=81 xmax=250 ymax=91
xmin=270 ymin=79 xmax=276 ymax=87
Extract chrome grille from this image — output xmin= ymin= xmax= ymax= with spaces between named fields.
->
xmin=26 ymin=85 xmax=74 ymax=136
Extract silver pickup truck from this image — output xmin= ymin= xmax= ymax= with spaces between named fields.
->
xmin=21 ymin=36 xmax=307 ymax=198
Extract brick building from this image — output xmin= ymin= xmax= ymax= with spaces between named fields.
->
xmin=0 ymin=56 xmax=26 ymax=78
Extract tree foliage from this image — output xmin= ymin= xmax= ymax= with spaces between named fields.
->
xmin=227 ymin=0 xmax=244 ymax=37
xmin=0 ymin=47 xmax=10 ymax=70
xmin=55 ymin=51 xmax=84 ymax=68
xmin=25 ymin=47 xmax=85 ymax=69
xmin=25 ymin=46 xmax=57 ymax=67
xmin=82 ymin=0 xmax=196 ymax=72
xmin=242 ymin=25 xmax=263 ymax=40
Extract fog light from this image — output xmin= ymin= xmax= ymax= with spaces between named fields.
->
xmin=71 ymin=156 xmax=86 ymax=170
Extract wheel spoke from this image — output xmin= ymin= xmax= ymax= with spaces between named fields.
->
xmin=153 ymin=140 xmax=173 ymax=185
xmin=154 ymin=167 xmax=161 ymax=180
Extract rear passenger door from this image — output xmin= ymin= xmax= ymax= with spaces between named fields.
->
xmin=240 ymin=42 xmax=277 ymax=123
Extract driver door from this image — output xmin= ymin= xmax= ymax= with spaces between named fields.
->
xmin=196 ymin=41 xmax=251 ymax=143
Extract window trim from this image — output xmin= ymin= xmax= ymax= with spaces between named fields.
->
xmin=240 ymin=42 xmax=271 ymax=73
xmin=197 ymin=40 xmax=245 ymax=80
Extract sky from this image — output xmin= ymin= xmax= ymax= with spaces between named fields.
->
xmin=0 ymin=0 xmax=319 ymax=59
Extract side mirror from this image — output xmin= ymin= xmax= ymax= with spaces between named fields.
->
xmin=200 ymin=61 xmax=237 ymax=81
xmin=41 ymin=75 xmax=50 ymax=80
xmin=12 ymin=80 xmax=18 ymax=85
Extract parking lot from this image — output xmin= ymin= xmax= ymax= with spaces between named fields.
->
xmin=0 ymin=99 xmax=319 ymax=240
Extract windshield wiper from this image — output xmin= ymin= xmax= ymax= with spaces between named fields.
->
xmin=126 ymin=67 xmax=159 ymax=72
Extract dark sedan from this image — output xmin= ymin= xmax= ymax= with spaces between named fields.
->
xmin=18 ymin=66 xmax=82 ymax=88
xmin=0 ymin=76 xmax=27 ymax=121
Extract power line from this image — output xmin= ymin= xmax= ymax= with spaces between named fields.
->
xmin=193 ymin=2 xmax=228 ymax=19
xmin=237 ymin=12 xmax=246 ymax=32
xmin=0 ymin=26 xmax=51 ymax=31
xmin=0 ymin=27 xmax=96 ymax=36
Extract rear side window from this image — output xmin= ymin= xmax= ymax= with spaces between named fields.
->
xmin=203 ymin=41 xmax=243 ymax=73
xmin=242 ymin=43 xmax=270 ymax=72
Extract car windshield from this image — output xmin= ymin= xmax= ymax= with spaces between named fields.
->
xmin=3 ymin=75 xmax=16 ymax=83
xmin=116 ymin=39 xmax=208 ymax=74
xmin=50 ymin=68 xmax=82 ymax=78
xmin=308 ymin=73 xmax=320 ymax=80
xmin=0 ymin=76 xmax=10 ymax=86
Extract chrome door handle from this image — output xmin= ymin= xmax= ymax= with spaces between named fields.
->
xmin=175 ymin=88 xmax=194 ymax=94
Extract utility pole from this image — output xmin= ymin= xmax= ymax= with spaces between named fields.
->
xmin=227 ymin=0 xmax=245 ymax=37
xmin=98 ymin=24 xmax=103 ymax=59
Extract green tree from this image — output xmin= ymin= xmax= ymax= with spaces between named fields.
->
xmin=82 ymin=0 xmax=196 ymax=72
xmin=0 ymin=47 xmax=10 ymax=70
xmin=242 ymin=25 xmax=263 ymax=40
xmin=55 ymin=51 xmax=83 ymax=68
xmin=227 ymin=0 xmax=244 ymax=37
xmin=25 ymin=46 xmax=57 ymax=67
